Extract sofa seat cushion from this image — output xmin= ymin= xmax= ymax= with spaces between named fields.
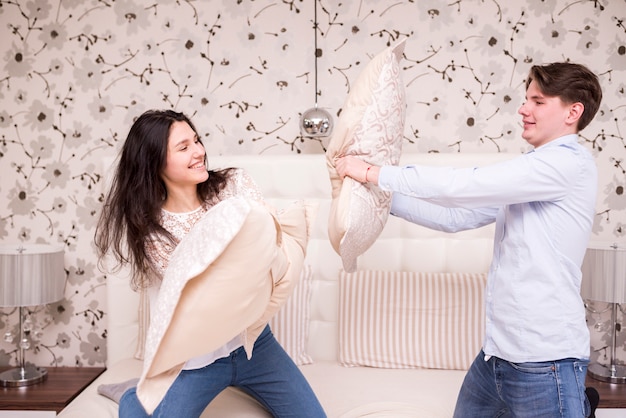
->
xmin=300 ymin=361 xmax=466 ymax=418
xmin=340 ymin=402 xmax=445 ymax=418
xmin=60 ymin=359 xmax=465 ymax=418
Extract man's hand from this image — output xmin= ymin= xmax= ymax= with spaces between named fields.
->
xmin=334 ymin=156 xmax=380 ymax=185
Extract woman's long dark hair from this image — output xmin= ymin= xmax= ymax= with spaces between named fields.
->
xmin=95 ymin=109 xmax=232 ymax=289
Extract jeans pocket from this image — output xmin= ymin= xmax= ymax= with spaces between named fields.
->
xmin=508 ymin=361 xmax=555 ymax=375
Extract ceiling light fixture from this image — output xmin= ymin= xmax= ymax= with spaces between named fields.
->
xmin=300 ymin=0 xmax=333 ymax=138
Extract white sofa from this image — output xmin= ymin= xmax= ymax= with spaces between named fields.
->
xmin=59 ymin=152 xmax=518 ymax=418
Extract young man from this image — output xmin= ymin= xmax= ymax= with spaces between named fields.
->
xmin=335 ymin=62 xmax=602 ymax=417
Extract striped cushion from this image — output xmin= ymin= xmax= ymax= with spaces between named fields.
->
xmin=135 ymin=265 xmax=314 ymax=366
xmin=339 ymin=270 xmax=487 ymax=370
xmin=269 ymin=264 xmax=314 ymax=365
xmin=134 ymin=289 xmax=148 ymax=360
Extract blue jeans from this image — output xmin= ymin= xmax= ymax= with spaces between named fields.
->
xmin=453 ymin=350 xmax=591 ymax=418
xmin=119 ymin=326 xmax=326 ymax=418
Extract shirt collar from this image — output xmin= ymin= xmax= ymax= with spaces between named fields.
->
xmin=533 ymin=134 xmax=579 ymax=152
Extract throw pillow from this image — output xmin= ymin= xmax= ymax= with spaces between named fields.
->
xmin=134 ymin=289 xmax=148 ymax=361
xmin=133 ymin=203 xmax=317 ymax=365
xmin=269 ymin=264 xmax=314 ymax=365
xmin=136 ymin=197 xmax=314 ymax=414
xmin=339 ymin=270 xmax=487 ymax=370
xmin=326 ymin=38 xmax=407 ymax=272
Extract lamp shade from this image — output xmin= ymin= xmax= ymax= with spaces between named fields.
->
xmin=581 ymin=242 xmax=626 ymax=304
xmin=0 ymin=244 xmax=66 ymax=307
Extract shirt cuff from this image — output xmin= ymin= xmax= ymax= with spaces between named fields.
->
xmin=377 ymin=165 xmax=405 ymax=192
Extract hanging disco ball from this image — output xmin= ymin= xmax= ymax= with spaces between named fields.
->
xmin=300 ymin=106 xmax=333 ymax=137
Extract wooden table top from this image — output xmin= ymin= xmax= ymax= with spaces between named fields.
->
xmin=586 ymin=375 xmax=626 ymax=409
xmin=0 ymin=366 xmax=106 ymax=412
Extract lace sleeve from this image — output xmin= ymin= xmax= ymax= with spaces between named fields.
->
xmin=219 ymin=168 xmax=264 ymax=203
xmin=145 ymin=235 xmax=176 ymax=280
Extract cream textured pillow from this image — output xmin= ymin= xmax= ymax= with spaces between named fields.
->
xmin=136 ymin=198 xmax=315 ymax=414
xmin=133 ymin=205 xmax=316 ymax=365
xmin=339 ymin=270 xmax=487 ymax=370
xmin=326 ymin=38 xmax=407 ymax=272
xmin=134 ymin=269 xmax=314 ymax=366
xmin=269 ymin=264 xmax=313 ymax=365
xmin=137 ymin=266 xmax=315 ymax=366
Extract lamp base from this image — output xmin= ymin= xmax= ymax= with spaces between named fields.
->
xmin=0 ymin=365 xmax=48 ymax=387
xmin=587 ymin=362 xmax=626 ymax=384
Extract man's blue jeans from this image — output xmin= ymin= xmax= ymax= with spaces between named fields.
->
xmin=453 ymin=350 xmax=591 ymax=418
xmin=119 ymin=326 xmax=326 ymax=418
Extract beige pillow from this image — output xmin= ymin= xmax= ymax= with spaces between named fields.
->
xmin=326 ymin=39 xmax=407 ymax=272
xmin=269 ymin=264 xmax=313 ymax=365
xmin=133 ymin=206 xmax=317 ymax=365
xmin=339 ymin=270 xmax=487 ymax=370
xmin=135 ymin=267 xmax=314 ymax=366
xmin=135 ymin=247 xmax=313 ymax=366
xmin=135 ymin=197 xmax=315 ymax=414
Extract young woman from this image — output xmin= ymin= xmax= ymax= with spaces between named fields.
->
xmin=95 ymin=109 xmax=325 ymax=418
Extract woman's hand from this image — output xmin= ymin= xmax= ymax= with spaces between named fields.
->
xmin=334 ymin=156 xmax=380 ymax=185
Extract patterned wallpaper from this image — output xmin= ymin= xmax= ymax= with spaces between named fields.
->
xmin=0 ymin=0 xmax=625 ymax=369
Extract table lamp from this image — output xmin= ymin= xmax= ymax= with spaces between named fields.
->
xmin=0 ymin=244 xmax=66 ymax=387
xmin=581 ymin=242 xmax=626 ymax=384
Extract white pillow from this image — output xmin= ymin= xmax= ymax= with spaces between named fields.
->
xmin=326 ymin=39 xmax=407 ymax=272
xmin=339 ymin=270 xmax=487 ymax=370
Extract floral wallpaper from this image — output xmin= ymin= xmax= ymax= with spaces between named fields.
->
xmin=0 ymin=0 xmax=625 ymax=370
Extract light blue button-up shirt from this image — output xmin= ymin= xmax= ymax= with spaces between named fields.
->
xmin=377 ymin=134 xmax=597 ymax=362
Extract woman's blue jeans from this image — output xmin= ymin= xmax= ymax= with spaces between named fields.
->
xmin=119 ymin=326 xmax=326 ymax=418
xmin=453 ymin=350 xmax=591 ymax=418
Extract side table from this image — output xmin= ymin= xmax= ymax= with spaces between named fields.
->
xmin=586 ymin=375 xmax=626 ymax=409
xmin=0 ymin=366 xmax=106 ymax=413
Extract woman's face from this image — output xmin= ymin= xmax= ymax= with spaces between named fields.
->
xmin=160 ymin=120 xmax=209 ymax=193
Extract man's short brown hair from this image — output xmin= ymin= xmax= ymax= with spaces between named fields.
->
xmin=526 ymin=62 xmax=602 ymax=131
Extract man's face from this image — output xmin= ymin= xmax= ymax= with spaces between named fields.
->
xmin=518 ymin=80 xmax=578 ymax=148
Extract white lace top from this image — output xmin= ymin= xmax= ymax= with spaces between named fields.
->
xmin=145 ymin=168 xmax=264 ymax=370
